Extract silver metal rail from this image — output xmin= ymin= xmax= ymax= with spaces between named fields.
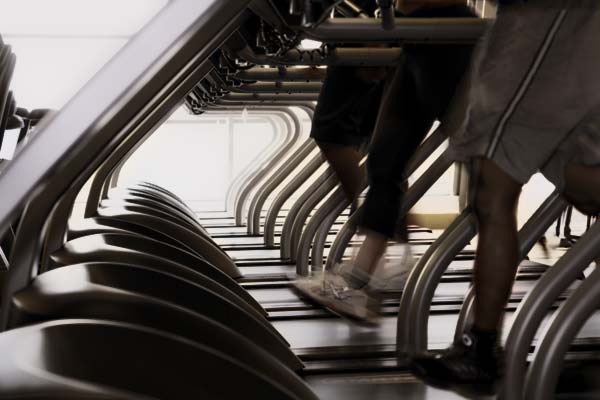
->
xmin=524 ymin=231 xmax=600 ymax=400
xmin=280 ymin=163 xmax=336 ymax=260
xmin=236 ymin=67 xmax=326 ymax=82
xmin=247 ymin=105 xmax=315 ymax=236
xmin=233 ymin=108 xmax=300 ymax=226
xmin=234 ymin=82 xmax=322 ymax=94
xmin=264 ymin=146 xmax=323 ymax=248
xmin=224 ymin=112 xmax=283 ymax=213
xmin=305 ymin=17 xmax=488 ymax=43
xmin=501 ymin=220 xmax=599 ymax=400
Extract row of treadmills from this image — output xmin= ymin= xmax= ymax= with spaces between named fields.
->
xmin=0 ymin=1 xmax=599 ymax=399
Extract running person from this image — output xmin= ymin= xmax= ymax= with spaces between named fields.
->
xmin=412 ymin=0 xmax=600 ymax=392
xmin=295 ymin=0 xmax=477 ymax=325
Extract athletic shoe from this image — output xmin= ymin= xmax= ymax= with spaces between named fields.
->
xmin=368 ymin=244 xmax=415 ymax=293
xmin=292 ymin=269 xmax=381 ymax=326
xmin=411 ymin=331 xmax=500 ymax=396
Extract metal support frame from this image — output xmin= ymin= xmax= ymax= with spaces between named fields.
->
xmin=233 ymin=82 xmax=322 ymax=94
xmin=224 ymin=113 xmax=281 ymax=213
xmin=235 ymin=45 xmax=404 ymax=66
xmin=264 ymin=146 xmax=323 ymax=248
xmin=304 ymin=17 xmax=488 ymax=43
xmin=233 ymin=108 xmax=300 ymax=226
xmin=221 ymin=93 xmax=319 ymax=102
xmin=0 ymin=0 xmax=254 ymax=330
xmin=280 ymin=163 xmax=336 ymax=260
xmin=247 ymin=105 xmax=315 ymax=236
xmin=524 ymin=231 xmax=600 ymax=400
xmin=235 ymin=67 xmax=326 ymax=82
xmin=501 ymin=221 xmax=600 ymax=400
xmin=245 ymin=110 xmax=302 ymax=233
xmin=231 ymin=112 xmax=285 ymax=221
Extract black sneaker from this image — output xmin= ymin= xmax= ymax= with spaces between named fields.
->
xmin=411 ymin=331 xmax=500 ymax=396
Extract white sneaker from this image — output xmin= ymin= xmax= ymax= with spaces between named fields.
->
xmin=369 ymin=244 xmax=415 ymax=293
xmin=293 ymin=269 xmax=381 ymax=326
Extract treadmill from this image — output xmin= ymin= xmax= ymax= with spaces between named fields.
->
xmin=0 ymin=1 xmax=598 ymax=398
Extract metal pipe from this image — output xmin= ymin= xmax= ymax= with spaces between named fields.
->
xmin=234 ymin=82 xmax=322 ymax=94
xmin=264 ymin=148 xmax=323 ymax=248
xmin=247 ymin=109 xmax=305 ymax=234
xmin=524 ymin=241 xmax=600 ymax=400
xmin=501 ymin=221 xmax=600 ymax=400
xmin=305 ymin=17 xmax=489 ymax=43
xmin=221 ymin=93 xmax=319 ymax=102
xmin=234 ymin=109 xmax=300 ymax=226
xmin=236 ymin=67 xmax=326 ymax=82
xmin=236 ymin=45 xmax=404 ymax=66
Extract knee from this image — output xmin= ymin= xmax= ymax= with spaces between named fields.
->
xmin=564 ymin=190 xmax=600 ymax=216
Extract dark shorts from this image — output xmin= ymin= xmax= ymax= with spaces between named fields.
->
xmin=310 ymin=66 xmax=384 ymax=147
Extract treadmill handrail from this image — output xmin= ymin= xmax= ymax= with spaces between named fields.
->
xmin=501 ymin=220 xmax=600 ymax=400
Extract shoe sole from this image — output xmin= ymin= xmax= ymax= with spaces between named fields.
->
xmin=411 ymin=362 xmax=496 ymax=397
xmin=291 ymin=279 xmax=380 ymax=327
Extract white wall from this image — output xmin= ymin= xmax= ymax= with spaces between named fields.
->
xmin=2 ymin=0 xmax=278 ymax=211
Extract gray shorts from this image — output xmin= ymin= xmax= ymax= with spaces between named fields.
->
xmin=446 ymin=0 xmax=600 ymax=190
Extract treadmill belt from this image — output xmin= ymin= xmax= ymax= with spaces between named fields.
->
xmin=306 ymin=372 xmax=469 ymax=400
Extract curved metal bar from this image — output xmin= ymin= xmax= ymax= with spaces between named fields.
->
xmin=248 ymin=106 xmax=315 ymax=235
xmin=224 ymin=111 xmax=282 ymax=213
xmin=296 ymin=186 xmax=347 ymax=275
xmin=289 ymin=173 xmax=345 ymax=263
xmin=265 ymin=148 xmax=323 ymax=248
xmin=281 ymin=166 xmax=336 ymax=260
xmin=234 ymin=109 xmax=301 ymax=226
xmin=221 ymin=93 xmax=319 ymax=102
xmin=454 ymin=192 xmax=567 ymax=341
xmin=310 ymin=190 xmax=348 ymax=271
xmin=406 ymin=208 xmax=477 ymax=354
xmin=396 ymin=208 xmax=474 ymax=353
xmin=304 ymin=17 xmax=488 ymax=43
xmin=233 ymin=82 xmax=322 ymax=94
xmin=246 ymin=110 xmax=303 ymax=234
xmin=213 ymin=99 xmax=316 ymax=107
xmin=230 ymin=112 xmax=285 ymax=221
xmin=525 ymin=246 xmax=600 ymax=400
xmin=501 ymin=221 xmax=600 ymax=400
xmin=236 ymin=67 xmax=326 ymax=82
xmin=236 ymin=45 xmax=404 ymax=67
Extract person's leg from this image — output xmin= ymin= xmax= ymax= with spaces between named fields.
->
xmin=411 ymin=159 xmax=522 ymax=389
xmin=352 ymin=63 xmax=433 ymax=279
xmin=563 ymin=163 xmax=600 ymax=216
xmin=472 ymin=159 xmax=522 ymax=332
xmin=316 ymin=141 xmax=365 ymax=203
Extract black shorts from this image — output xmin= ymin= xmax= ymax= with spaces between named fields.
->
xmin=310 ymin=66 xmax=384 ymax=147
